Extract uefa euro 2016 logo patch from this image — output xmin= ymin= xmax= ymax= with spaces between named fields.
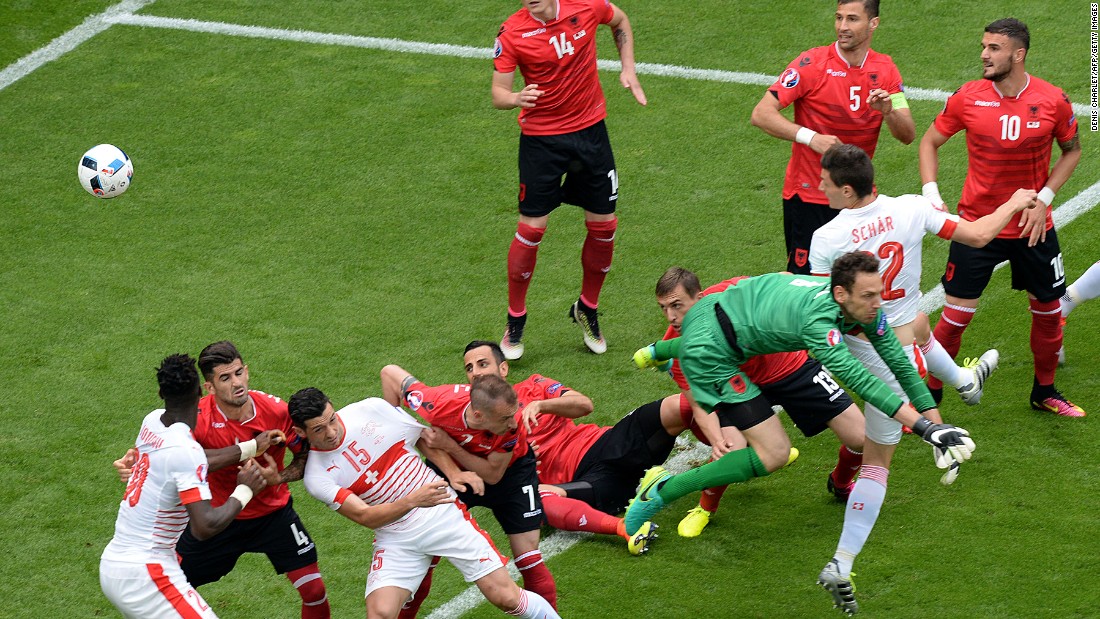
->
xmin=405 ymin=391 xmax=424 ymax=410
xmin=826 ymin=328 xmax=842 ymax=347
xmin=493 ymin=38 xmax=503 ymax=58
xmin=876 ymin=313 xmax=888 ymax=336
xmin=780 ymin=68 xmax=800 ymax=88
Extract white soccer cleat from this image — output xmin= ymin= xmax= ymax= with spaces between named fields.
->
xmin=956 ymin=349 xmax=999 ymax=406
xmin=569 ymin=300 xmax=607 ymax=354
xmin=818 ymin=559 xmax=858 ymax=615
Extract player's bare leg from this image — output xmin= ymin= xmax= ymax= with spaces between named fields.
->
xmin=475 ymin=568 xmax=561 ymax=619
xmin=366 ymin=585 xmax=414 ymax=619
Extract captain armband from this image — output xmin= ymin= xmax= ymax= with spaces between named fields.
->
xmin=400 ymin=374 xmax=420 ymax=399
xmin=888 ymin=92 xmax=909 ymax=110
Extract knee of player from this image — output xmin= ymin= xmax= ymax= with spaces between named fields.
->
xmin=757 ymin=440 xmax=794 ymax=473
xmin=913 ymin=312 xmax=932 ymax=344
xmin=478 ymin=570 xmax=522 ymax=610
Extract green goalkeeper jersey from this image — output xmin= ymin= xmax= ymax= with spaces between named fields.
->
xmin=677 ymin=273 xmax=935 ymax=416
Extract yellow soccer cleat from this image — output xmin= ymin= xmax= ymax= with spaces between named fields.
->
xmin=677 ymin=506 xmax=712 ymax=538
xmin=786 ymin=447 xmax=800 ymax=467
xmin=627 ymin=521 xmax=658 ymax=555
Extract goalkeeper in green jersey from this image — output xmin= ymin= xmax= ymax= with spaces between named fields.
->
xmin=626 ymin=253 xmax=975 ymax=602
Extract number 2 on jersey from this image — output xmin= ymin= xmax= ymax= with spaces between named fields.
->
xmin=878 ymin=241 xmax=905 ymax=301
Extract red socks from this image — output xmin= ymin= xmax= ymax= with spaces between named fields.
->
xmin=286 ymin=564 xmax=330 ymax=619
xmin=541 ymin=492 xmax=623 ymax=537
xmin=580 ymin=218 xmax=617 ymax=308
xmin=508 ymin=223 xmax=546 ymax=316
xmin=830 ymin=445 xmax=863 ymax=488
xmin=1029 ymin=298 xmax=1062 ymax=385
xmin=514 ymin=550 xmax=557 ymax=609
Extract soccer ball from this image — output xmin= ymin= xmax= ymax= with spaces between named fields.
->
xmin=78 ymin=144 xmax=133 ymax=198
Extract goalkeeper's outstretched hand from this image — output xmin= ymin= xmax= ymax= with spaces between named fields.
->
xmin=912 ymin=418 xmax=975 ymax=467
xmin=633 ymin=344 xmax=662 ymax=370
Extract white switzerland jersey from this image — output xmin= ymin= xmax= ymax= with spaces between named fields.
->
xmin=303 ymin=398 xmax=452 ymax=533
xmin=102 ymin=409 xmax=212 ymax=564
xmin=809 ymin=194 xmax=959 ymax=326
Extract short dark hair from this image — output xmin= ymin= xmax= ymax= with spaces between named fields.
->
xmin=469 ymin=374 xmax=516 ymax=412
xmin=821 ymin=144 xmax=875 ymax=199
xmin=288 ymin=387 xmax=331 ymax=428
xmin=198 ymin=340 xmax=242 ymax=380
xmin=157 ymin=353 xmax=201 ymax=407
xmin=986 ymin=18 xmax=1029 ymax=51
xmin=464 ymin=340 xmax=505 ymax=364
xmin=839 ymin=0 xmax=879 ymax=19
xmin=831 ymin=251 xmax=880 ymax=293
xmin=656 ymin=266 xmax=702 ymax=298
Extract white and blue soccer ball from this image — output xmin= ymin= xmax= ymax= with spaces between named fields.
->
xmin=78 ymin=144 xmax=133 ymax=198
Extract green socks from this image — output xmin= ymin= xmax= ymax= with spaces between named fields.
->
xmin=658 ymin=447 xmax=768 ymax=503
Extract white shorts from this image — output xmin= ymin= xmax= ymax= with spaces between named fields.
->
xmin=365 ymin=500 xmax=506 ymax=598
xmin=843 ymin=335 xmax=924 ymax=446
xmin=100 ymin=557 xmax=218 ymax=619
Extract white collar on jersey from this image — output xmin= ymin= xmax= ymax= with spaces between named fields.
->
xmin=214 ymin=395 xmax=257 ymax=425
xmin=834 ymin=41 xmax=869 ymax=69
xmin=992 ymin=73 xmax=1031 ymax=100
xmin=529 ymin=0 xmax=560 ymax=25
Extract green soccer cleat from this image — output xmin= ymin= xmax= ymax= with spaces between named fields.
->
xmin=627 ymin=521 xmax=658 ymax=555
xmin=677 ymin=506 xmax=712 ymax=538
xmin=624 ymin=466 xmax=670 ymax=535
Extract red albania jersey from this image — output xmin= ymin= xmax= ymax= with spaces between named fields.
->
xmin=769 ymin=43 xmax=904 ymax=203
xmin=515 ymin=374 xmax=608 ymax=485
xmin=404 ymin=382 xmax=529 ymax=465
xmin=193 ymin=390 xmax=303 ymax=519
xmin=665 ymin=277 xmax=808 ymax=390
xmin=934 ymin=75 xmax=1077 ymax=238
xmin=493 ymin=0 xmax=615 ymax=135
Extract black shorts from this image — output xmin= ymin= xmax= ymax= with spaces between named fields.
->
xmin=714 ymin=394 xmax=776 ymax=431
xmin=433 ymin=450 xmax=543 ymax=535
xmin=178 ymin=498 xmax=318 ymax=587
xmin=570 ymin=399 xmax=677 ymax=515
xmin=782 ymin=195 xmax=839 ymax=274
xmin=759 ymin=359 xmax=853 ymax=437
xmin=517 ymin=120 xmax=618 ymax=217
xmin=941 ymin=229 xmax=1066 ymax=303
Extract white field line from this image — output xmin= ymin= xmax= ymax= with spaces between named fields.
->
xmin=424 ymin=437 xmax=709 ymax=619
xmin=3 ymin=10 xmax=1097 ymax=617
xmin=0 ymin=0 xmax=156 ymax=93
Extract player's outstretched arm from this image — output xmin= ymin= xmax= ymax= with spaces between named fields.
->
xmin=420 ymin=427 xmax=511 ymax=484
xmin=336 ymin=480 xmax=453 ymax=529
xmin=380 ymin=364 xmax=415 ymax=406
xmin=186 ymin=459 xmax=267 ymax=540
xmin=112 ymin=448 xmax=138 ymax=483
xmin=750 ymin=92 xmax=841 ymax=154
xmin=520 ymin=391 xmax=594 ymax=432
xmin=607 ymin=3 xmax=646 ymax=105
xmin=203 ymin=429 xmax=285 ymax=472
xmin=952 ymin=188 xmax=1038 ymax=247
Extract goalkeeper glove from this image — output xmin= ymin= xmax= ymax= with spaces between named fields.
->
xmin=912 ymin=417 xmax=975 ymax=468
xmin=633 ymin=344 xmax=660 ymax=369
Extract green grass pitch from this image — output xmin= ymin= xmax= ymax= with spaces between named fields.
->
xmin=1 ymin=1 xmax=1098 ymax=617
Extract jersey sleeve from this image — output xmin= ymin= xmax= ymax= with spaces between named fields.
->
xmin=933 ymin=87 xmax=966 ymax=138
xmin=403 ymin=382 xmax=455 ymax=425
xmin=804 ymin=318 xmax=906 ymax=415
xmin=808 ymin=228 xmax=837 ymax=276
xmin=912 ymin=194 xmax=959 ymax=238
xmin=1054 ymin=90 xmax=1079 ymax=143
xmin=770 ymin=49 xmax=823 ymax=109
xmin=172 ymin=444 xmax=212 ymax=505
xmin=303 ymin=464 xmax=347 ymax=511
xmin=862 ymin=312 xmax=937 ymax=412
xmin=594 ymin=0 xmax=614 ymax=24
xmin=884 ymin=61 xmax=904 ymax=94
xmin=493 ymin=24 xmax=517 ymax=73
xmin=371 ymin=398 xmax=428 ymax=451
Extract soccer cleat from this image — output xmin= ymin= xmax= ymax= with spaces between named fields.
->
xmin=956 ymin=349 xmax=999 ymax=406
xmin=826 ymin=474 xmax=854 ymax=503
xmin=624 ymin=466 xmax=670 ymax=535
xmin=500 ymin=314 xmax=526 ymax=361
xmin=627 ymin=521 xmax=658 ymax=555
xmin=786 ymin=447 xmax=800 ymax=467
xmin=818 ymin=559 xmax=858 ymax=615
xmin=677 ymin=507 xmax=711 ymax=538
xmin=569 ymin=300 xmax=607 ymax=354
xmin=1031 ymin=391 xmax=1086 ymax=417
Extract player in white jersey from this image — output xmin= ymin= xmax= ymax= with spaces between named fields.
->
xmin=807 ymin=145 xmax=1036 ymax=612
xmin=1058 ymin=260 xmax=1100 ymax=365
xmin=289 ymin=387 xmax=561 ymax=619
xmin=100 ymin=354 xmax=268 ymax=619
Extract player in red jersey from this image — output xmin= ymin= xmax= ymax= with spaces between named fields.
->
xmin=113 ymin=342 xmax=331 ymax=618
xmin=919 ymin=18 xmax=1084 ymax=416
xmin=493 ymin=0 xmax=646 ymax=359
xmin=652 ymin=268 xmax=866 ymax=537
xmin=380 ymin=368 xmax=560 ymax=608
xmin=751 ymin=0 xmax=914 ymax=274
xmin=101 ymin=354 xmax=267 ymax=619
